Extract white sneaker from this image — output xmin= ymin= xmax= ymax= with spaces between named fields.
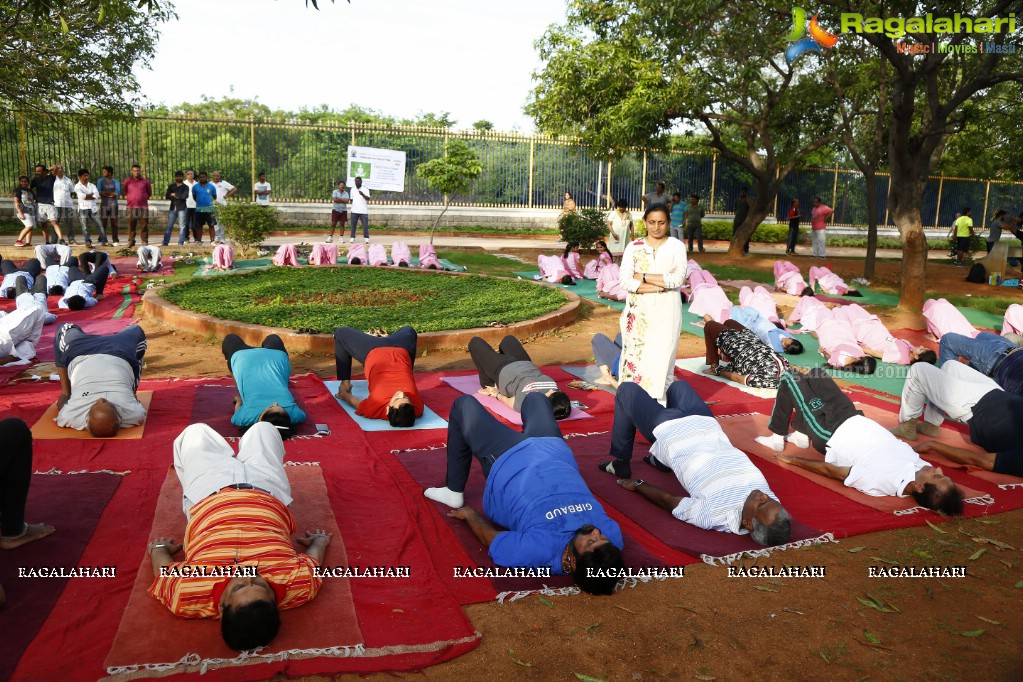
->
xmin=112 ymin=241 xmax=121 ymax=246
xmin=349 ymin=237 xmax=355 ymax=244
xmin=364 ymin=238 xmax=370 ymax=244
xmin=326 ymin=235 xmax=332 ymax=243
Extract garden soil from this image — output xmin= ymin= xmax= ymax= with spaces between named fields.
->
xmin=27 ymin=247 xmax=1023 ymax=680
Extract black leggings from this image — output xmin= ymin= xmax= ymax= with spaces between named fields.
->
xmin=0 ymin=418 xmax=33 ymax=537
xmin=1 ymin=259 xmax=42 ymax=279
xmin=223 ymin=333 xmax=287 ymax=371
xmin=332 ymin=326 xmax=417 ymax=381
xmin=15 ymin=274 xmax=47 ymax=296
xmin=468 ymin=335 xmax=532 ymax=388
xmin=767 ymin=369 xmax=862 ymax=454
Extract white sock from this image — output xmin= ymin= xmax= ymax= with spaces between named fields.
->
xmin=755 ymin=434 xmax=785 ymax=452
xmin=785 ymin=431 xmax=810 ymax=448
xmin=424 ymin=487 xmax=464 ymax=509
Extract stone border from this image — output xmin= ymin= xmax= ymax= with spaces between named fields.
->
xmin=141 ymin=268 xmax=581 ymax=353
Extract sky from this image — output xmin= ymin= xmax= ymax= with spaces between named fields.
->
xmin=134 ymin=0 xmax=568 ymax=132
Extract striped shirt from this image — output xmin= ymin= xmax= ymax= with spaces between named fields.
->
xmin=149 ymin=489 xmax=321 ymax=618
xmin=650 ymin=416 xmax=778 ymax=534
xmin=717 ymin=328 xmax=788 ymax=388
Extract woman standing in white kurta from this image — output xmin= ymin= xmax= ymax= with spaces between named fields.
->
xmin=606 ymin=198 xmax=633 ymax=255
xmin=618 ymin=205 xmax=688 ymax=400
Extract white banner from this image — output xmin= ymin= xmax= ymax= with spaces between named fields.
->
xmin=346 ymin=146 xmax=406 ymax=192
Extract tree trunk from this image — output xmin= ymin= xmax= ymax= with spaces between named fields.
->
xmin=729 ymin=175 xmax=775 ymax=257
xmin=429 ymin=196 xmax=449 ymax=245
xmin=862 ymin=171 xmax=879 ymax=279
xmin=888 ymin=163 xmax=928 ymax=311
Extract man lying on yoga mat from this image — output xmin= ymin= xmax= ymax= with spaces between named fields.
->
xmin=223 ymin=333 xmax=307 ymax=439
xmin=892 ymin=361 xmax=1023 ymax=478
xmin=54 ymin=323 xmax=148 ymax=437
xmin=0 ymin=418 xmax=57 ymax=609
xmin=149 ymin=423 xmax=331 ymax=651
xmin=759 ymin=369 xmax=963 ymax=516
xmin=0 ymin=298 xmax=47 ymax=365
xmin=938 ymin=332 xmax=1023 ymax=397
xmin=0 ymin=257 xmax=42 ymax=298
xmin=332 ymin=325 xmax=423 ymax=427
xmin=424 ymin=393 xmax=625 ymax=595
xmin=468 ymin=335 xmax=571 ymax=419
xmin=703 ymin=320 xmax=789 ymax=388
xmin=601 ymin=381 xmax=792 ymax=546
xmin=57 ymin=256 xmax=112 ymax=310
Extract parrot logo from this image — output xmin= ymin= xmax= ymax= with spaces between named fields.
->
xmin=785 ymin=7 xmax=839 ymax=63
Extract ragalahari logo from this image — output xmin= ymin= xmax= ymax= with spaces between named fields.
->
xmin=785 ymin=7 xmax=840 ymax=63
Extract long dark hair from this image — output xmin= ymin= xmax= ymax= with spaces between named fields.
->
xmin=563 ymin=241 xmax=580 ymax=259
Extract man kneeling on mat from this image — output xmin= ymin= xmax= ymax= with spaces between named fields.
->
xmin=468 ymin=335 xmax=571 ymax=419
xmin=54 ymin=323 xmax=148 ymax=437
xmin=332 ymin=325 xmax=423 ymax=426
xmin=424 ymin=392 xmax=625 ymax=595
xmin=223 ymin=333 xmax=307 ymax=439
xmin=148 ymin=423 xmax=330 ymax=650
xmin=759 ymin=369 xmax=963 ymax=515
xmin=601 ymin=381 xmax=792 ymax=546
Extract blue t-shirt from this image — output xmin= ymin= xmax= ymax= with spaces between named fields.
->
xmin=483 ymin=438 xmax=624 ymax=574
xmin=670 ymin=203 xmax=686 ymax=228
xmin=192 ymin=182 xmax=217 ymax=211
xmin=230 ymin=348 xmax=307 ymax=427
xmin=729 ymin=305 xmax=792 ymax=353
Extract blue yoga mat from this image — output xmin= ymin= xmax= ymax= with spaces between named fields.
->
xmin=323 ymin=380 xmax=448 ymax=432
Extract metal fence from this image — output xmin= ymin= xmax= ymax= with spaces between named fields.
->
xmin=4 ymin=112 xmax=1023 ymax=228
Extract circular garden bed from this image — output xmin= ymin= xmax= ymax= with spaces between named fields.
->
xmin=158 ymin=267 xmax=571 ymax=334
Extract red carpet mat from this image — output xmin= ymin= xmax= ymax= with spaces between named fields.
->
xmin=190 ymin=383 xmax=317 ymax=437
xmin=0 ymin=472 xmax=122 ymax=682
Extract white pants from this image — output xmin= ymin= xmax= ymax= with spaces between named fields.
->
xmin=34 ymin=243 xmax=72 ymax=266
xmin=137 ymin=245 xmax=162 ymax=272
xmin=16 ymin=292 xmax=55 ymax=325
xmin=0 ymin=306 xmax=45 ymax=360
xmin=173 ymin=422 xmax=293 ymax=517
xmin=899 ymin=361 xmax=1000 ymax=426
xmin=811 ymin=229 xmax=826 ymax=257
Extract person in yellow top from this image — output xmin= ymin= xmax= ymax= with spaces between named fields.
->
xmin=953 ymin=207 xmax=974 ymax=267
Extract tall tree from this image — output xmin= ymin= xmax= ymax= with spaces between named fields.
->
xmin=821 ymin=0 xmax=1023 ymax=309
xmin=0 ymin=0 xmax=174 ymax=114
xmin=526 ymin=0 xmax=843 ymax=256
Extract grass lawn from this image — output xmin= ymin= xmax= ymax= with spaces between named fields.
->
xmin=161 ymin=266 xmax=568 ymax=333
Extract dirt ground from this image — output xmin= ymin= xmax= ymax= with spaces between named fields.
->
xmin=35 ymin=247 xmax=1023 ymax=681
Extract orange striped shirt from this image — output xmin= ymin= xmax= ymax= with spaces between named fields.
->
xmin=148 ymin=489 xmax=321 ymax=618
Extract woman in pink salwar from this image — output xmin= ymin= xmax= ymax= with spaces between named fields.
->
xmin=832 ymin=303 xmax=934 ymax=365
xmin=922 ymin=298 xmax=979 ymax=340
xmin=562 ymin=242 xmax=584 ymax=279
xmin=537 ymin=253 xmax=575 ymax=284
xmin=687 ymin=270 xmax=731 ymax=323
xmin=774 ymin=260 xmax=813 ymax=296
xmin=739 ymin=285 xmax=782 ymax=324
xmin=596 ymin=262 xmax=627 ymax=301
xmin=583 ymin=241 xmax=613 ymax=279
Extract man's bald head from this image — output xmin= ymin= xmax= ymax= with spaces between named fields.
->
xmin=87 ymin=399 xmax=121 ymax=437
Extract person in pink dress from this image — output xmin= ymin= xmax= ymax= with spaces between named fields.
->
xmin=562 ymin=242 xmax=584 ymax=279
xmin=810 ymin=197 xmax=833 ymax=258
xmin=418 ymin=243 xmax=441 ymax=269
xmin=391 ymin=242 xmax=412 ymax=267
xmin=1001 ymin=303 xmax=1023 ymax=341
xmin=789 ymin=297 xmax=876 ymax=373
xmin=346 ymin=242 xmax=367 ymax=265
xmin=922 ymin=298 xmax=979 ymax=340
xmin=583 ymin=241 xmax=613 ymax=279
xmin=832 ymin=303 xmax=934 ymax=365
xmin=211 ymin=244 xmax=234 ymax=270
xmin=537 ymin=254 xmax=575 ymax=284
xmin=739 ymin=285 xmax=782 ymax=325
xmin=271 ymin=244 xmax=300 ymax=267
xmin=687 ymin=269 xmax=732 ymax=323
xmin=773 ymin=260 xmax=813 ymax=296
xmin=596 ymin=262 xmax=626 ymax=301
xmin=809 ymin=265 xmax=857 ymax=296
xmin=368 ymin=243 xmax=389 ymax=266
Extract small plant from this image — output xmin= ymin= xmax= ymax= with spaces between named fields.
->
xmin=216 ymin=202 xmax=280 ymax=255
xmin=558 ymin=207 xmax=607 ymax=247
xmin=416 ymin=140 xmax=484 ymax=244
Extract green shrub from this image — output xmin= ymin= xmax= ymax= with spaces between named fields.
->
xmin=558 ymin=208 xmax=607 ymax=247
xmin=700 ymin=221 xmax=792 ymax=243
xmin=216 ymin=202 xmax=280 ymax=249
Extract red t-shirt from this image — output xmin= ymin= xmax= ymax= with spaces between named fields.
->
xmin=356 ymin=347 xmax=424 ymax=420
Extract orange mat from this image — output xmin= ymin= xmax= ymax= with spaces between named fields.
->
xmin=718 ymin=412 xmax=993 ymax=514
xmin=31 ymin=391 xmax=154 ymax=440
xmin=103 ymin=465 xmax=364 ymax=679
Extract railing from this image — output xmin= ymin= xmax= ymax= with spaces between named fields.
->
xmin=3 ymin=113 xmax=1022 ymax=229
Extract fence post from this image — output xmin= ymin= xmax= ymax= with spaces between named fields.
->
xmin=981 ymin=179 xmax=991 ymax=228
xmin=641 ymin=150 xmax=647 ymax=195
xmin=883 ymin=174 xmax=892 ymax=226
xmin=17 ymin=114 xmax=28 ymax=176
xmin=933 ymin=172 xmax=945 ymax=228
xmin=249 ymin=117 xmax=256 ymax=201
xmin=138 ymin=112 xmax=147 ymax=175
xmin=709 ymin=153 xmax=717 ymax=212
xmin=527 ymin=138 xmax=535 ymax=208
xmin=830 ymin=163 xmax=839 ymax=224
xmin=606 ymin=159 xmax=613 ymax=208
xmin=772 ymin=167 xmax=780 ymax=219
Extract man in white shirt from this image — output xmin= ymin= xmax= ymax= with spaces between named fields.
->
xmin=44 ymin=263 xmax=71 ymax=295
xmin=606 ymin=381 xmax=793 ymax=546
xmin=72 ymin=169 xmax=108 ymax=246
xmin=34 ymin=243 xmax=72 ymax=267
xmin=54 ymin=323 xmax=148 ymax=437
xmin=211 ymin=171 xmax=238 ymax=244
xmin=0 ymin=304 xmax=46 ymax=366
xmin=253 ymin=172 xmax=271 ymax=208
xmin=349 ymin=176 xmax=370 ymax=244
xmin=0 ymin=258 xmax=41 ymax=298
xmin=51 ymin=164 xmax=76 ymax=245
xmin=757 ymin=369 xmax=963 ymax=515
xmin=137 ymin=245 xmax=162 ymax=273
xmin=183 ymin=169 xmax=198 ymax=244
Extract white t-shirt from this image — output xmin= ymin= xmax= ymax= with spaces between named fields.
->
xmin=56 ymin=355 xmax=147 ymax=430
xmin=45 ymin=264 xmax=70 ymax=290
xmin=350 ymin=185 xmax=370 ymax=214
xmin=73 ymin=182 xmax=99 ymax=210
xmin=53 ymin=176 xmax=75 ymax=208
xmin=825 ymin=415 xmax=927 ymax=497
xmin=58 ymin=280 xmax=97 ymax=309
xmin=254 ymin=181 xmax=271 ymax=206
xmin=213 ymin=180 xmax=235 ymax=206
xmin=184 ymin=179 xmax=196 ymax=208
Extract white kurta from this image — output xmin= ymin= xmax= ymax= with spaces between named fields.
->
xmin=607 ymin=210 xmax=633 ymax=254
xmin=618 ymin=237 xmax=687 ymax=400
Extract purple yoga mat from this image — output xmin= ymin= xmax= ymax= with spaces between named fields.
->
xmin=441 ymin=374 xmax=592 ymax=425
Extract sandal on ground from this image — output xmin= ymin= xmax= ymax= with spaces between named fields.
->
xmin=643 ymin=455 xmax=672 ymax=472
xmin=598 ymin=459 xmax=631 ymax=478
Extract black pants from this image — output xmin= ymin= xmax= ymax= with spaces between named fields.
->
xmin=0 ymin=418 xmax=33 ymax=537
xmin=686 ymin=224 xmax=703 ymax=252
xmin=67 ymin=261 xmax=111 ymax=295
xmin=222 ymin=333 xmax=287 ymax=371
xmin=609 ymin=381 xmax=712 ymax=459
xmin=15 ymin=274 xmax=47 ymax=296
xmin=332 ymin=325 xmax=418 ymax=381
xmin=767 ymin=369 xmax=862 ymax=454
xmin=786 ymin=223 xmax=800 ymax=252
xmin=1 ymin=259 xmax=42 ymax=279
xmin=468 ymin=335 xmax=532 ymax=388
xmin=79 ymin=250 xmax=109 ymax=275
xmin=444 ymin=392 xmax=562 ymax=492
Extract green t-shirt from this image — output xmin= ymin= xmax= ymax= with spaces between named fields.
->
xmin=954 ymin=215 xmax=974 ymax=237
xmin=685 ymin=205 xmax=705 ymax=228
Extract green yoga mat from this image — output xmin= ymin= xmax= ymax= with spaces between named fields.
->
xmin=192 ymin=257 xmax=276 ymax=276
xmin=514 ymin=271 xmax=625 ymax=311
xmin=780 ymin=330 xmax=910 ymax=396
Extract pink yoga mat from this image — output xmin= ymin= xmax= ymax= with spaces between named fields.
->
xmin=441 ymin=373 xmax=592 ymax=425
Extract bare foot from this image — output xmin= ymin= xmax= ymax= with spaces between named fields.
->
xmin=702 ymin=314 xmax=713 ymax=323
xmin=1 ymin=522 xmax=56 ymax=550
